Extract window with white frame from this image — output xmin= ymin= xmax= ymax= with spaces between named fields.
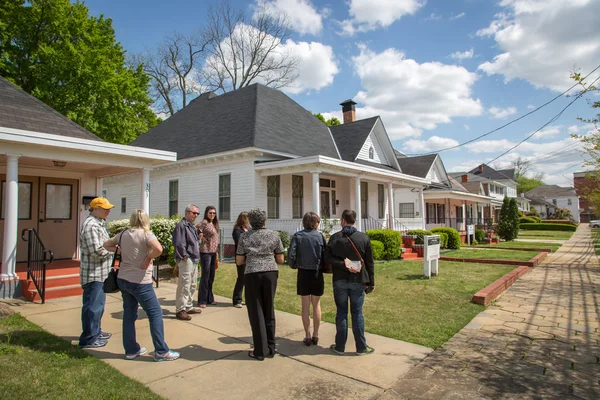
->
xmin=219 ymin=174 xmax=231 ymax=220
xmin=267 ymin=175 xmax=280 ymax=219
xmin=369 ymin=146 xmax=374 ymax=160
xmin=377 ymin=184 xmax=384 ymax=219
xmin=292 ymin=175 xmax=303 ymax=219
xmin=398 ymin=203 xmax=414 ymax=218
xmin=168 ymin=180 xmax=178 ymax=217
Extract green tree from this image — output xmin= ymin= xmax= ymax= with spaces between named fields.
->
xmin=312 ymin=112 xmax=341 ymax=126
xmin=0 ymin=0 xmax=158 ymax=143
xmin=497 ymin=197 xmax=520 ymax=241
xmin=518 ymin=175 xmax=545 ymax=194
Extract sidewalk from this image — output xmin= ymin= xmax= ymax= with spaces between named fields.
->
xmin=389 ymin=225 xmax=600 ymax=399
xmin=3 ymin=283 xmax=431 ymax=399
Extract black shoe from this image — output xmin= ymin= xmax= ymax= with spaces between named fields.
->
xmin=248 ymin=351 xmax=264 ymax=361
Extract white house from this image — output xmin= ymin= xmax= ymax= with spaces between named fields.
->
xmin=102 ymin=85 xmax=430 ymax=255
xmin=0 ymin=76 xmax=177 ymax=299
xmin=524 ymin=185 xmax=580 ymax=222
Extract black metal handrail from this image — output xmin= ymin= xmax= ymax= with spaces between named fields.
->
xmin=21 ymin=228 xmax=53 ymax=304
xmin=361 ymin=216 xmax=384 ymax=232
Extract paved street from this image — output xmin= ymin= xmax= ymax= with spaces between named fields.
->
xmin=388 ymin=225 xmax=600 ymax=399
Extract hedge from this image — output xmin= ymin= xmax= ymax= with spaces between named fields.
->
xmin=277 ymin=231 xmax=291 ymax=250
xmin=430 ymin=227 xmax=461 ymax=249
xmin=438 ymin=232 xmax=448 ymax=249
xmin=475 ymin=228 xmax=486 ymax=243
xmin=519 ymin=216 xmax=537 ymax=224
xmin=520 ymin=223 xmax=577 ymax=231
xmin=541 ymin=220 xmax=577 ymax=226
xmin=366 ymin=229 xmax=402 ymax=260
xmin=529 ymin=216 xmax=543 ymax=223
xmin=406 ymin=229 xmax=432 ymax=245
xmin=371 ymin=240 xmax=385 ymax=260
xmin=108 ymin=217 xmax=179 ymax=257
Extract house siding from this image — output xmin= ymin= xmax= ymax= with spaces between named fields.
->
xmin=357 ymin=133 xmax=389 ymax=165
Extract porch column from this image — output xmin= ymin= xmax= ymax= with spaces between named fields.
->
xmin=96 ymin=178 xmax=103 ymax=197
xmin=387 ymin=182 xmax=394 ymax=229
xmin=418 ymin=189 xmax=425 ymax=229
xmin=140 ymin=168 xmax=151 ymax=213
xmin=2 ymin=154 xmax=20 ymax=280
xmin=355 ymin=177 xmax=361 ymax=231
xmin=462 ymin=203 xmax=466 ymax=228
xmin=311 ymin=172 xmax=320 ymax=215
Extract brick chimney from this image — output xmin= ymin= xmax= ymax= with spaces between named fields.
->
xmin=340 ymin=99 xmax=357 ymax=124
xmin=461 ymin=174 xmax=468 ymax=183
xmin=478 ymin=164 xmax=484 ymax=173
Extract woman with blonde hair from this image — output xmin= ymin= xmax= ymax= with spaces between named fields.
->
xmin=104 ymin=210 xmax=179 ymax=362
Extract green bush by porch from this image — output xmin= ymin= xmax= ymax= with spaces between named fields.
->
xmin=520 ymin=223 xmax=577 ymax=231
xmin=366 ymin=229 xmax=401 ymax=260
xmin=406 ymin=229 xmax=432 ymax=244
xmin=430 ymin=227 xmax=461 ymax=249
xmin=475 ymin=228 xmax=486 ymax=243
xmin=370 ymin=240 xmax=385 ymax=260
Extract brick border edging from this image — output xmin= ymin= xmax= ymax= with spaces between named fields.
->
xmin=471 ymin=265 xmax=532 ymax=306
xmin=462 ymin=245 xmax=553 ymax=253
xmin=439 ymin=252 xmax=548 ymax=268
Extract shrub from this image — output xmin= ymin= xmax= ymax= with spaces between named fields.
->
xmin=406 ymin=229 xmax=432 ymax=245
xmin=108 ymin=216 xmax=179 ymax=257
xmin=520 ymin=223 xmax=577 ymax=231
xmin=430 ymin=227 xmax=461 ymax=249
xmin=370 ymin=240 xmax=385 ymax=260
xmin=167 ymin=246 xmax=176 ymax=267
xmin=277 ymin=230 xmax=291 ymax=250
xmin=438 ymin=232 xmax=448 ymax=249
xmin=366 ymin=229 xmax=402 ymax=260
xmin=497 ymin=197 xmax=520 ymax=241
xmin=475 ymin=228 xmax=486 ymax=243
xmin=529 ymin=215 xmax=543 ymax=223
xmin=519 ymin=216 xmax=537 ymax=224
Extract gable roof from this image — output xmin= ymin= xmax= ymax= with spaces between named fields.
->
xmin=395 ymin=154 xmax=437 ymax=178
xmin=468 ymin=164 xmax=516 ymax=181
xmin=130 ymin=84 xmax=340 ymax=160
xmin=329 ymin=117 xmax=379 ymax=162
xmin=524 ymin=185 xmax=578 ymax=198
xmin=0 ymin=75 xmax=101 ymax=141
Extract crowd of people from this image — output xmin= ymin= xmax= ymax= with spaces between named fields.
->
xmin=78 ymin=197 xmax=375 ymax=362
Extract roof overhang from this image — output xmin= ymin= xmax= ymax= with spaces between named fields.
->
xmin=255 ymin=155 xmax=429 ymax=188
xmin=0 ymin=126 xmax=177 ymax=177
xmin=424 ymin=190 xmax=494 ymax=203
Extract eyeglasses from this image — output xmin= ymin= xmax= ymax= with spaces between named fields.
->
xmin=189 ymin=211 xmax=200 ymax=215
xmin=208 ymin=212 xmax=216 ymax=215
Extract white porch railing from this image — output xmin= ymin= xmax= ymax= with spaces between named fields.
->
xmin=268 ymin=218 xmax=343 ymax=236
xmin=393 ymin=217 xmax=423 ymax=232
xmin=269 ymin=217 xmax=424 ymax=236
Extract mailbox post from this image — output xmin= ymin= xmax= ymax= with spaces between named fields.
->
xmin=424 ymin=235 xmax=441 ymax=278
xmin=467 ymin=224 xmax=475 ymax=245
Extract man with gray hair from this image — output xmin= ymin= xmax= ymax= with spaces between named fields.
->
xmin=172 ymin=204 xmax=202 ymax=320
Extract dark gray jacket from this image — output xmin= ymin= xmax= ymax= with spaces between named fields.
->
xmin=172 ymin=218 xmax=200 ymax=263
xmin=288 ymin=229 xmax=326 ymax=271
xmin=324 ymin=230 xmax=375 ymax=286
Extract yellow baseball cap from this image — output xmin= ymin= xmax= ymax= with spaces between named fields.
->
xmin=90 ymin=197 xmax=115 ymax=209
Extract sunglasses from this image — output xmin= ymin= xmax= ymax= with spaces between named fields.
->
xmin=189 ymin=211 xmax=200 ymax=215
xmin=208 ymin=212 xmax=216 ymax=215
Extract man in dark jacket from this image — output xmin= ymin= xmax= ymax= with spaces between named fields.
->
xmin=324 ymin=209 xmax=375 ymax=355
xmin=172 ymin=204 xmax=202 ymax=321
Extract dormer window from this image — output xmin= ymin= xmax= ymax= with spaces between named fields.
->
xmin=368 ymin=146 xmax=374 ymax=160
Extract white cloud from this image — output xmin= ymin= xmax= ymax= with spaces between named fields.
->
xmin=488 ymin=106 xmax=517 ymax=119
xmin=424 ymin=13 xmax=442 ymax=21
xmin=403 ymin=136 xmax=460 ymax=153
xmin=463 ymin=124 xmax=470 ymax=131
xmin=531 ymin=125 xmax=561 ymax=139
xmin=344 ymin=45 xmax=482 ymax=139
xmin=465 ymin=136 xmax=584 ymax=156
xmin=527 ymin=104 xmax=535 ymax=109
xmin=338 ymin=0 xmax=425 ymax=35
xmin=280 ymin=40 xmax=339 ymax=93
xmin=449 ymin=48 xmax=474 ymax=62
xmin=465 ymin=139 xmax=515 ymax=153
xmin=477 ymin=0 xmax=600 ymax=92
xmin=450 ymin=12 xmax=466 ymax=20
xmin=255 ymin=0 xmax=323 ymax=35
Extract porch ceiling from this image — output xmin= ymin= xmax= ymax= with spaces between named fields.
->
xmin=0 ymin=154 xmax=139 ymax=177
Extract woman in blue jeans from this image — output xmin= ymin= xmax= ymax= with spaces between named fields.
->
xmin=104 ymin=210 xmax=179 ymax=361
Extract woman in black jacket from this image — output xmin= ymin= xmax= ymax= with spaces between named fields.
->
xmin=288 ymin=212 xmax=326 ymax=346
xmin=232 ymin=212 xmax=250 ymax=307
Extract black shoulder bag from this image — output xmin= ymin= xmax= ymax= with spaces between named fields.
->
xmin=103 ymin=229 xmax=127 ymax=293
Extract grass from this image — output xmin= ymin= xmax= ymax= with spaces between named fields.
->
xmin=0 ymin=313 xmax=162 ymax=400
xmin=591 ymin=228 xmax=600 ymax=256
xmin=441 ymin=248 xmax=541 ymax=261
xmin=212 ymin=261 xmax=514 ymax=349
xmin=518 ymin=230 xmax=574 ymax=240
xmin=475 ymin=241 xmax=561 ymax=252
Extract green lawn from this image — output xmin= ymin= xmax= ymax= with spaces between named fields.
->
xmin=213 ymin=261 xmax=514 ymax=349
xmin=0 ymin=313 xmax=162 ymax=400
xmin=518 ymin=230 xmax=574 ymax=240
xmin=591 ymin=228 xmax=600 ymax=256
xmin=441 ymin=248 xmax=540 ymax=261
xmin=475 ymin=241 xmax=561 ymax=252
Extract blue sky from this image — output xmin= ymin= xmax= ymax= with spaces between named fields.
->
xmin=84 ymin=0 xmax=600 ymax=186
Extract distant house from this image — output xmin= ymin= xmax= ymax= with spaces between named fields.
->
xmin=524 ymin=185 xmax=580 ymax=222
xmin=394 ymin=153 xmax=493 ymax=233
xmin=573 ymin=171 xmax=599 ymax=222
xmin=102 ymin=84 xmax=429 ymax=253
xmin=0 ymin=76 xmax=176 ymax=299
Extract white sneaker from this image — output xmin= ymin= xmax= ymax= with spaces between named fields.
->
xmin=125 ymin=347 xmax=147 ymax=360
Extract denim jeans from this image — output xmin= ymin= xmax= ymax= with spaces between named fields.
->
xmin=79 ymin=281 xmax=106 ymax=346
xmin=118 ymin=278 xmax=169 ymax=355
xmin=198 ymin=252 xmax=216 ymax=305
xmin=333 ymin=279 xmax=367 ymax=352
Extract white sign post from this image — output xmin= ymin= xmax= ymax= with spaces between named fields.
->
xmin=467 ymin=224 xmax=475 ymax=246
xmin=423 ymin=235 xmax=441 ymax=278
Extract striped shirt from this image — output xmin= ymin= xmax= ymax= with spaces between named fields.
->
xmin=80 ymin=214 xmax=113 ymax=286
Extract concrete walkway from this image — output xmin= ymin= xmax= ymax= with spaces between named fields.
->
xmin=514 ymin=238 xmax=567 ymax=244
xmin=3 ymin=283 xmax=431 ymax=399
xmin=388 ymin=225 xmax=600 ymax=399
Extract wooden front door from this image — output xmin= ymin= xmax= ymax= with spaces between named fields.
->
xmin=37 ymin=177 xmax=78 ymax=260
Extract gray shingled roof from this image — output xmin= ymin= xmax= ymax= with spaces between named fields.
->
xmin=0 ymin=75 xmax=101 ymax=141
xmin=468 ymin=164 xmax=516 ymax=181
xmin=354 ymin=159 xmax=399 ymax=172
xmin=524 ymin=185 xmax=578 ymax=198
xmin=395 ymin=154 xmax=437 ymax=178
xmin=329 ymin=117 xmax=378 ymax=162
xmin=130 ymin=84 xmax=340 ymax=160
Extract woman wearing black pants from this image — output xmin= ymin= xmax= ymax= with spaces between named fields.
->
xmin=232 ymin=212 xmax=250 ymax=307
xmin=236 ymin=208 xmax=285 ymax=361
xmin=196 ymin=206 xmax=219 ymax=308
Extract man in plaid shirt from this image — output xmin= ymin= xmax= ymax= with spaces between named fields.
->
xmin=78 ymin=197 xmax=115 ymax=348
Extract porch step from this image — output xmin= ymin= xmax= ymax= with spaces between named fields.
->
xmin=24 ymin=273 xmax=80 ymax=290
xmin=23 ymin=284 xmax=82 ymax=302
xmin=402 ymin=252 xmax=420 ymax=260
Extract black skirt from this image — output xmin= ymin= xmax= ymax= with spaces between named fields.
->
xmin=297 ymin=269 xmax=324 ymax=296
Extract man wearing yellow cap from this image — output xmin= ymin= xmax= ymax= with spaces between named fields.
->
xmin=79 ymin=197 xmax=115 ymax=348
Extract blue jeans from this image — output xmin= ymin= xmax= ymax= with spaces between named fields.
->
xmin=333 ymin=280 xmax=367 ymax=352
xmin=198 ymin=252 xmax=216 ymax=305
xmin=118 ymin=278 xmax=169 ymax=355
xmin=79 ymin=281 xmax=106 ymax=346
